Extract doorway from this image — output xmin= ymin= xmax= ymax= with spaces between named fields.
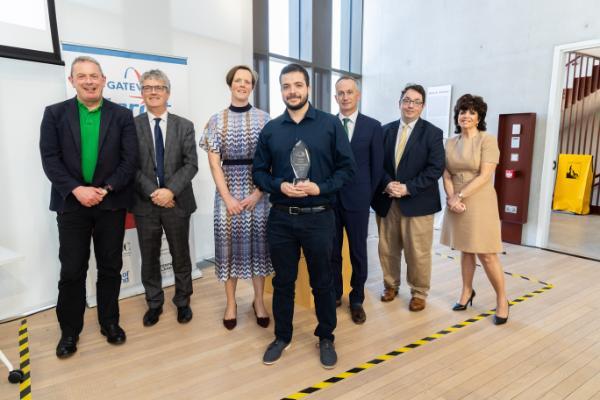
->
xmin=537 ymin=40 xmax=600 ymax=260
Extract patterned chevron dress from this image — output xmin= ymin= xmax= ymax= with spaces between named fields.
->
xmin=200 ymin=104 xmax=273 ymax=281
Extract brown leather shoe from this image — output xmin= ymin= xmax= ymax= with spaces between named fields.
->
xmin=409 ymin=297 xmax=426 ymax=312
xmin=350 ymin=305 xmax=366 ymax=324
xmin=380 ymin=288 xmax=398 ymax=302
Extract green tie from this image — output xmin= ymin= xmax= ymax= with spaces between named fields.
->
xmin=343 ymin=118 xmax=351 ymax=136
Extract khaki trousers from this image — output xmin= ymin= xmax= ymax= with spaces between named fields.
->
xmin=376 ymin=201 xmax=434 ymax=299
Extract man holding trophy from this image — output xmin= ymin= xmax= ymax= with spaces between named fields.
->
xmin=253 ymin=63 xmax=356 ymax=369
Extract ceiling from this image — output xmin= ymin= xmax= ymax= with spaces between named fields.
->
xmin=577 ymin=47 xmax=600 ymax=58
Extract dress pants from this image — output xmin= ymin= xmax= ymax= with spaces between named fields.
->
xmin=376 ymin=201 xmax=434 ymax=299
xmin=267 ymin=208 xmax=337 ymax=343
xmin=331 ymin=206 xmax=370 ymax=306
xmin=135 ymin=206 xmax=193 ymax=309
xmin=56 ymin=207 xmax=126 ymax=336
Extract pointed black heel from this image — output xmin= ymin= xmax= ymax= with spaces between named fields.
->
xmin=493 ymin=301 xmax=510 ymax=325
xmin=452 ymin=289 xmax=476 ymax=311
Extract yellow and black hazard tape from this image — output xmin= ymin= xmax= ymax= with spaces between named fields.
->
xmin=18 ymin=320 xmax=32 ymax=400
xmin=281 ymin=251 xmax=554 ymax=400
xmin=434 ymin=251 xmax=555 ymax=290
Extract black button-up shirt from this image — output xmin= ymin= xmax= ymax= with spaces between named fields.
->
xmin=252 ymin=104 xmax=356 ymax=206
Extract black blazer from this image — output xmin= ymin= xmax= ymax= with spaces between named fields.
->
xmin=40 ymin=97 xmax=138 ymax=212
xmin=337 ymin=113 xmax=384 ymax=211
xmin=371 ymin=118 xmax=445 ymax=217
xmin=132 ymin=113 xmax=198 ymax=217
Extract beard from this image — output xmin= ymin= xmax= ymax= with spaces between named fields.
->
xmin=284 ymin=94 xmax=308 ymax=111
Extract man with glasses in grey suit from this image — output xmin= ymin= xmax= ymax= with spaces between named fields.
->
xmin=133 ymin=69 xmax=198 ymax=326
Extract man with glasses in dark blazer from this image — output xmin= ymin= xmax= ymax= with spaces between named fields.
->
xmin=132 ymin=69 xmax=198 ymax=327
xmin=371 ymin=83 xmax=444 ymax=312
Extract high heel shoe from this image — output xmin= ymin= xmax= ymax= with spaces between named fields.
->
xmin=223 ymin=303 xmax=237 ymax=330
xmin=452 ymin=289 xmax=476 ymax=311
xmin=493 ymin=301 xmax=510 ymax=325
xmin=252 ymin=302 xmax=270 ymax=328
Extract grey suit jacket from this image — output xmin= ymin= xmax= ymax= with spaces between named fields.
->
xmin=133 ymin=112 xmax=198 ymax=217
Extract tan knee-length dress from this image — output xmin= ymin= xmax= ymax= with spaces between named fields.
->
xmin=440 ymin=131 xmax=503 ymax=254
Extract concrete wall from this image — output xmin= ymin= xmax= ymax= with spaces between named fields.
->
xmin=0 ymin=0 xmax=252 ymax=320
xmin=362 ymin=0 xmax=600 ymax=245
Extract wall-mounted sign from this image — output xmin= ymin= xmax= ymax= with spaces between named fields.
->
xmin=511 ymin=137 xmax=520 ymax=149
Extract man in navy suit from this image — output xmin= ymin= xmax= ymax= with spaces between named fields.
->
xmin=331 ymin=76 xmax=384 ymax=324
xmin=371 ymin=84 xmax=444 ymax=312
xmin=40 ymin=56 xmax=138 ymax=358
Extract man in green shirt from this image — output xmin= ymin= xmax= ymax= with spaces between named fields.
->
xmin=40 ymin=56 xmax=138 ymax=358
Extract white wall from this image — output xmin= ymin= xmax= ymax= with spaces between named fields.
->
xmin=0 ymin=0 xmax=252 ymax=320
xmin=362 ymin=0 xmax=600 ymax=246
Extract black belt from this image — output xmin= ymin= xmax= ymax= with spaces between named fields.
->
xmin=222 ymin=159 xmax=253 ymax=165
xmin=273 ymin=204 xmax=330 ymax=215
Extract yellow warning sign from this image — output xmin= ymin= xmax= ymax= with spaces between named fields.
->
xmin=552 ymin=154 xmax=593 ymax=214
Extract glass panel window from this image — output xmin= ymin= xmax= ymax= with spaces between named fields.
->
xmin=331 ymin=0 xmax=362 ymax=73
xmin=330 ymin=71 xmax=343 ymax=113
xmin=269 ymin=58 xmax=288 ymax=118
xmin=269 ymin=0 xmax=291 ymax=57
xmin=331 ymin=0 xmax=350 ymax=71
xmin=269 ymin=0 xmax=312 ymax=61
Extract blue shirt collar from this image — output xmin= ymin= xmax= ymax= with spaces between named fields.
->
xmin=282 ymin=102 xmax=316 ymax=124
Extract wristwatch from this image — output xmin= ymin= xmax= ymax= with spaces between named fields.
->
xmin=103 ymin=184 xmax=113 ymax=193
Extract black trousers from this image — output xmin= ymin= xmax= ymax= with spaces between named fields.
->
xmin=56 ymin=207 xmax=126 ymax=336
xmin=267 ymin=208 xmax=337 ymax=343
xmin=135 ymin=207 xmax=193 ymax=309
xmin=331 ymin=206 xmax=370 ymax=306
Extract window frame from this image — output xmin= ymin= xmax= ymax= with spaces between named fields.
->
xmin=253 ymin=0 xmax=363 ymax=114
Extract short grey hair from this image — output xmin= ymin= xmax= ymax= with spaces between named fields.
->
xmin=70 ymin=56 xmax=104 ymax=76
xmin=335 ymin=75 xmax=361 ymax=91
xmin=139 ymin=69 xmax=171 ymax=93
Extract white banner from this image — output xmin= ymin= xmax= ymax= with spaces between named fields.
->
xmin=61 ymin=43 xmax=201 ymax=307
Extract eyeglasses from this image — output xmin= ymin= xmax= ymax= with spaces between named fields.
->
xmin=142 ymin=85 xmax=168 ymax=93
xmin=401 ymin=98 xmax=423 ymax=106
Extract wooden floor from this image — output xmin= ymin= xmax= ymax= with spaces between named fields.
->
xmin=1 ymin=217 xmax=600 ymax=400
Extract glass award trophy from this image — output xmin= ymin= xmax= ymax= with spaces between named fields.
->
xmin=290 ymin=140 xmax=310 ymax=184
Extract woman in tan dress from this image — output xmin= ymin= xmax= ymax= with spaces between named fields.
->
xmin=440 ymin=94 xmax=509 ymax=325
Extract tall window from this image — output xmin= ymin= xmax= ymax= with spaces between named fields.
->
xmin=330 ymin=71 xmax=343 ymax=112
xmin=268 ymin=0 xmax=312 ymax=61
xmin=254 ymin=0 xmax=363 ymax=115
xmin=331 ymin=0 xmax=362 ymax=73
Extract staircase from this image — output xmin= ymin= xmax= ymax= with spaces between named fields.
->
xmin=560 ymin=52 xmax=600 ymax=214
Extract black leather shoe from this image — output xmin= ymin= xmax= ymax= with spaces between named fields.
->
xmin=100 ymin=324 xmax=126 ymax=345
xmin=452 ymin=289 xmax=476 ymax=311
xmin=350 ymin=304 xmax=366 ymax=324
xmin=493 ymin=301 xmax=510 ymax=325
xmin=177 ymin=305 xmax=193 ymax=323
xmin=56 ymin=335 xmax=78 ymax=358
xmin=143 ymin=307 xmax=163 ymax=327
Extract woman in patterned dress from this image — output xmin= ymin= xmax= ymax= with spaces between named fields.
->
xmin=200 ymin=65 xmax=273 ymax=330
xmin=440 ymin=94 xmax=510 ymax=325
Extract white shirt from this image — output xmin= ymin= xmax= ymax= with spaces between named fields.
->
xmin=338 ymin=109 xmax=359 ymax=141
xmin=147 ymin=110 xmax=168 ymax=151
xmin=395 ymin=117 xmax=419 ymax=150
